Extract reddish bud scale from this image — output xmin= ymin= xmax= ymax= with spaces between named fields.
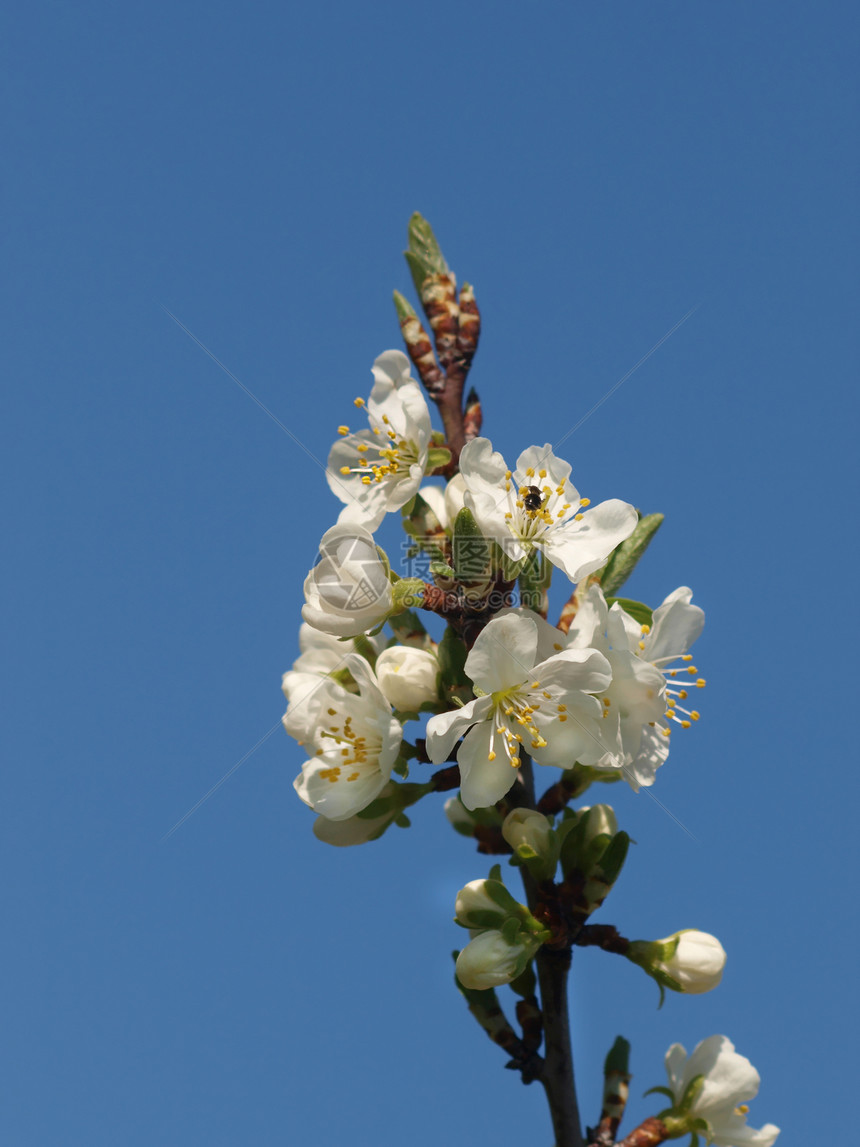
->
xmin=615 ymin=1117 xmax=670 ymax=1147
xmin=457 ymin=283 xmax=481 ymax=363
xmin=463 ymin=389 xmax=483 ymax=442
xmin=420 ymin=272 xmax=460 ymax=371
xmin=399 ymin=314 xmax=445 ymax=394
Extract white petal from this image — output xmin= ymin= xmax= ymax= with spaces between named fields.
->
xmin=711 ymin=1119 xmax=780 ymax=1147
xmin=425 ymin=697 xmax=492 ymax=764
xmin=544 ymin=499 xmax=638 ymax=582
xmin=646 ymin=586 xmax=705 ymax=662
xmin=513 ymin=444 xmax=577 ymax=503
xmin=458 ymin=721 xmax=521 ymax=809
xmin=665 ymin=1042 xmax=689 ymax=1100
xmin=465 ymin=614 xmax=538 ymax=693
xmin=496 ymin=606 xmax=568 ymax=663
xmin=293 ymin=760 xmax=388 ymax=821
xmin=685 ymin=1035 xmax=761 ymax=1116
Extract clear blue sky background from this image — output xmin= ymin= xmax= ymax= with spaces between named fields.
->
xmin=2 ymin=2 xmax=857 ymax=1143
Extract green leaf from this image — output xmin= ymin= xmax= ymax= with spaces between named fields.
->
xmin=393 ymin=289 xmax=418 ymax=320
xmin=438 ymin=624 xmax=471 ymax=689
xmin=604 ymin=1035 xmax=631 ymax=1075
xmin=452 ymin=507 xmax=492 ymax=582
xmin=426 ymin=446 xmax=452 ymax=471
xmin=605 ymin=597 xmax=654 ymax=627
xmin=599 ymin=512 xmax=664 ymax=595
xmin=405 ymin=212 xmax=449 ymax=295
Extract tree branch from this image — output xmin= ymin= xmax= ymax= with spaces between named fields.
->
xmin=517 ymin=756 xmax=585 ymax=1147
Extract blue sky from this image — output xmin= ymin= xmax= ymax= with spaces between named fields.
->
xmin=2 ymin=1 xmax=857 ymax=1143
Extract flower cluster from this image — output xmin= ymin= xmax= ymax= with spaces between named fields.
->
xmin=283 ymin=349 xmax=708 ymax=831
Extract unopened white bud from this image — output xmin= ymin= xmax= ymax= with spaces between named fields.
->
xmin=302 ymin=525 xmax=392 ymax=638
xmin=375 ymin=645 xmax=438 ymax=711
xmin=502 ymin=809 xmax=553 ymax=858
xmin=455 ymin=929 xmax=539 ymax=990
xmin=578 ymin=803 xmax=618 ymax=843
xmin=657 ymin=930 xmax=726 ymax=994
xmin=629 ymin=929 xmax=726 ymax=994
xmin=454 ymin=878 xmax=521 ymax=930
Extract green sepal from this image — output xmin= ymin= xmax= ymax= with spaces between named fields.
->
xmin=598 ymin=830 xmax=630 ymax=886
xmin=605 ymin=597 xmax=654 ymax=628
xmin=393 ymin=289 xmax=418 ymax=320
xmin=643 ymin=1085 xmax=675 ymax=1100
xmin=392 ymin=758 xmax=410 ymax=779
xmin=394 ymin=813 xmax=411 ymax=828
xmin=427 ymin=446 xmax=452 ymax=471
xmin=404 ymin=212 xmax=449 ymax=296
xmin=598 ymin=512 xmax=664 ymax=596
xmin=488 ymin=863 xmax=503 ymax=883
xmin=677 ymin=1073 xmax=705 ymax=1116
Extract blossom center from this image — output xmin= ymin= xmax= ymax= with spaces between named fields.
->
xmin=338 ymin=415 xmax=420 ymax=487
xmin=487 ymin=679 xmax=568 ymax=766
xmin=315 ymin=707 xmax=380 ymax=782
xmin=501 ymin=466 xmax=590 ymax=546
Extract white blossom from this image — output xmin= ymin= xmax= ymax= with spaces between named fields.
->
xmin=459 ymin=438 xmax=637 ymax=582
xmin=561 ymin=585 xmax=705 ymax=788
xmin=327 ymin=350 xmax=433 ymax=531
xmin=302 ymin=524 xmax=392 ymax=638
xmin=665 ymin=1035 xmax=779 ymax=1146
xmin=374 ymin=645 xmax=439 ymax=711
xmin=425 ymin=612 xmax=612 ymax=809
xmin=284 ymin=653 xmax=402 ymax=821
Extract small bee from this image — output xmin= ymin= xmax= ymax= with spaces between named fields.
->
xmin=522 ymin=485 xmax=544 ymax=512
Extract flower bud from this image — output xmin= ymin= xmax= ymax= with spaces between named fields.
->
xmin=454 ymin=878 xmax=523 ymax=931
xmin=501 ymin=809 xmax=558 ymax=878
xmin=374 ymin=645 xmax=438 ymax=711
xmin=444 ymin=796 xmax=476 ymax=837
xmin=502 ymin=808 xmax=553 ymax=855
xmin=578 ymin=803 xmax=618 ymax=843
xmin=628 ymin=929 xmax=726 ymax=994
xmin=455 ymin=929 xmax=541 ymax=990
xmin=302 ymin=525 xmax=392 ymax=638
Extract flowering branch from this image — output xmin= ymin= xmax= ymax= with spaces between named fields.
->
xmin=282 ymin=212 xmax=780 ymax=1147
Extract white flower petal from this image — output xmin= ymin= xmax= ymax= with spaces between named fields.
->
xmin=543 ymin=499 xmax=638 ymax=582
xmin=646 ymin=586 xmax=705 ymax=662
xmin=458 ymin=721 xmax=521 ymax=809
xmin=425 ymin=696 xmax=492 ymax=764
xmin=465 ymin=613 xmax=538 ymax=694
